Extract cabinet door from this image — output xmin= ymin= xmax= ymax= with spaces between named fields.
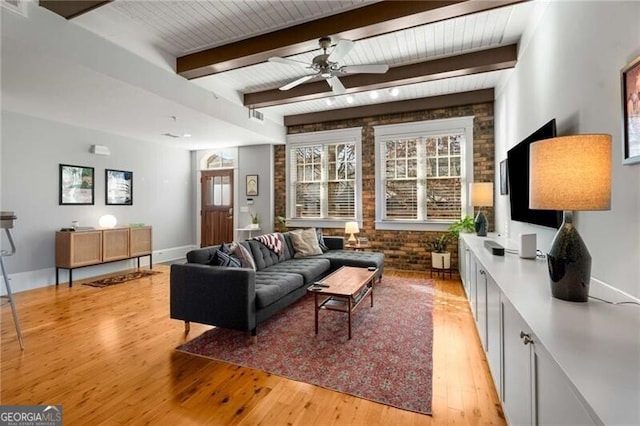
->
xmin=468 ymin=254 xmax=477 ymax=318
xmin=56 ymin=231 xmax=102 ymax=268
xmin=535 ymin=343 xmax=597 ymax=425
xmin=486 ymin=273 xmax=502 ymax=398
xmin=102 ymin=228 xmax=130 ymax=262
xmin=502 ymin=298 xmax=534 ymax=425
xmin=476 ymin=264 xmax=488 ymax=350
xmin=458 ymin=238 xmax=467 ymax=291
xmin=130 ymin=226 xmax=152 ymax=256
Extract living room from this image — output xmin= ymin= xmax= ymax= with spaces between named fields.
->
xmin=1 ymin=0 xmax=639 ymax=424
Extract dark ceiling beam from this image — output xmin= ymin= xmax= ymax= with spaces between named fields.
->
xmin=244 ymin=44 xmax=516 ymax=108
xmin=177 ymin=0 xmax=528 ymax=79
xmin=284 ymin=89 xmax=494 ymax=127
xmin=39 ymin=1 xmax=112 ymax=19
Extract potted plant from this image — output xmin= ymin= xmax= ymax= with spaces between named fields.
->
xmin=248 ymin=212 xmax=260 ymax=229
xmin=447 ymin=214 xmax=475 ymax=239
xmin=428 ymin=233 xmax=451 ymax=270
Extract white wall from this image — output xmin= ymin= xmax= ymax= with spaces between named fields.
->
xmin=0 ymin=111 xmax=194 ymax=292
xmin=495 ymin=1 xmax=640 ymax=298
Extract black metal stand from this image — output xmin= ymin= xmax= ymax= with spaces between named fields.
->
xmin=1 ymin=213 xmax=24 ymax=349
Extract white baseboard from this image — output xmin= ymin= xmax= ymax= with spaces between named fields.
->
xmin=0 ymin=244 xmax=196 ymax=295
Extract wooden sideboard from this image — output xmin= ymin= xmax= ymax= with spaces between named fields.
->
xmin=55 ymin=226 xmax=152 ymax=286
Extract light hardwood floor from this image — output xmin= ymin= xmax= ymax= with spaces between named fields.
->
xmin=1 ymin=265 xmax=505 ymax=425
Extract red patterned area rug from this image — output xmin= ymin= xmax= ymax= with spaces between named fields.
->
xmin=176 ymin=275 xmax=435 ymax=415
xmin=81 ymin=269 xmax=161 ymax=288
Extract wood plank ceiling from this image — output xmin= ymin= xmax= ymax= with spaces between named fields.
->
xmin=49 ymin=0 xmax=532 ymax=124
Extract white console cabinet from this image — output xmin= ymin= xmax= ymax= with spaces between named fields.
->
xmin=459 ymin=233 xmax=639 ymax=425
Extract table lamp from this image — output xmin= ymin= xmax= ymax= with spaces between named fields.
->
xmin=470 ymin=182 xmax=493 ymax=236
xmin=529 ymin=134 xmax=611 ymax=302
xmin=345 ymin=221 xmax=360 ymax=244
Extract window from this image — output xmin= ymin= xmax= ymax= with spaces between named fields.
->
xmin=375 ymin=117 xmax=474 ymax=231
xmin=287 ymin=128 xmax=362 ymax=227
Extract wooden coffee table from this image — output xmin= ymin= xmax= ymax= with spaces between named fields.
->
xmin=308 ymin=266 xmax=378 ymax=339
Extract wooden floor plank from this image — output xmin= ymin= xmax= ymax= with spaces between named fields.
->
xmin=1 ymin=264 xmax=504 ymax=425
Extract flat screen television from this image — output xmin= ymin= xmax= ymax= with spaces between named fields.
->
xmin=506 ymin=119 xmax=562 ymax=229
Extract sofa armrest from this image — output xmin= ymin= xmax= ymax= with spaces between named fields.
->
xmin=324 ymin=236 xmax=345 ymax=250
xmin=170 ymin=263 xmax=256 ymax=332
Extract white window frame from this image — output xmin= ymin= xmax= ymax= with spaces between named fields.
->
xmin=286 ymin=127 xmax=362 ymax=229
xmin=374 ymin=117 xmax=474 ymax=231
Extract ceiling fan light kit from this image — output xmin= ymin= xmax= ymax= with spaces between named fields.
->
xmin=269 ymin=37 xmax=389 ymax=95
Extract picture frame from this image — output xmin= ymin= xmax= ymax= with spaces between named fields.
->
xmin=622 ymin=55 xmax=640 ymax=165
xmin=499 ymin=159 xmax=509 ymax=195
xmin=59 ymin=164 xmax=94 ymax=205
xmin=106 ymin=169 xmax=133 ymax=205
xmin=246 ymin=174 xmax=258 ymax=196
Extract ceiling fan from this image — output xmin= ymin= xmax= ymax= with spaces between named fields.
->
xmin=268 ymin=37 xmax=389 ymax=94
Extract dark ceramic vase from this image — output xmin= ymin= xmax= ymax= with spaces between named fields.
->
xmin=546 ymin=212 xmax=591 ymax=302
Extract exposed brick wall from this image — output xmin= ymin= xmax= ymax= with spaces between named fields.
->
xmin=273 ymin=103 xmax=494 ymax=272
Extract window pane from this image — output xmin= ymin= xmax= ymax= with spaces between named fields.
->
xmin=426 ymin=158 xmax=436 ymax=177
xmin=386 ymin=141 xmax=396 ymax=159
xmin=437 ymin=137 xmax=448 ymax=155
xmin=426 ymin=178 xmax=461 ymax=220
xmin=328 ymin=181 xmax=354 ymax=217
xmin=450 ymin=135 xmax=462 ymax=155
xmin=450 ymin=157 xmax=461 ymax=177
xmin=396 ymin=160 xmax=406 ymax=178
xmin=407 ymin=139 xmax=417 ymax=157
xmin=438 ymin=158 xmax=449 ymax=176
xmin=395 ymin=140 xmax=406 ymax=158
xmin=407 ymin=158 xmax=417 ymax=178
xmin=296 ymin=182 xmax=321 ymax=217
xmin=425 ymin=138 xmax=436 ymax=156
xmin=385 ymin=180 xmax=417 ymax=219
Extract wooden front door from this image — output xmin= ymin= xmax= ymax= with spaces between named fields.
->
xmin=201 ymin=170 xmax=234 ymax=247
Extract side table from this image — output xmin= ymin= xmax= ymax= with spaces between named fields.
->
xmin=345 ymin=242 xmax=370 ymax=251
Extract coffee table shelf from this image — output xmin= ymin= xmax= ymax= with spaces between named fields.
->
xmin=308 ymin=266 xmax=377 ymax=339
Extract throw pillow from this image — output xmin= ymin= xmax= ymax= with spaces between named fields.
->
xmin=230 ymin=242 xmax=257 ymax=271
xmin=208 ymin=249 xmax=241 ymax=268
xmin=316 ymin=228 xmax=329 ymax=253
xmin=290 ymin=228 xmax=323 ymax=258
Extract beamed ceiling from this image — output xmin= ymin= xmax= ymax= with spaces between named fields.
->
xmin=29 ymin=0 xmax=534 ymax=145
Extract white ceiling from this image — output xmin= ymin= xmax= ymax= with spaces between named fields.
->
xmin=1 ymin=0 xmax=535 ymax=150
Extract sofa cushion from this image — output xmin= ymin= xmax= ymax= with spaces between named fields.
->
xmin=317 ymin=250 xmax=384 ymax=270
xmin=290 ymin=228 xmax=323 ymax=257
xmin=248 ymin=239 xmax=281 ymax=270
xmin=254 ymin=271 xmax=304 ymax=308
xmin=263 ymin=258 xmax=330 ymax=283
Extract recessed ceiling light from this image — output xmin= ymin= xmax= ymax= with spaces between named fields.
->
xmin=346 ymin=95 xmax=354 ymax=104
xmin=389 ymin=87 xmax=400 ymax=97
xmin=369 ymin=91 xmax=379 ymax=100
xmin=325 ymin=97 xmax=335 ymax=106
xmin=182 ymin=133 xmax=192 ymax=138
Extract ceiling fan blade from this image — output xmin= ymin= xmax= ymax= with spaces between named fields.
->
xmin=269 ymin=57 xmax=310 ymax=68
xmin=327 ymin=39 xmax=355 ymax=62
xmin=328 ymin=76 xmax=346 ymax=94
xmin=341 ymin=64 xmax=389 ymax=74
xmin=279 ymin=74 xmax=316 ymax=91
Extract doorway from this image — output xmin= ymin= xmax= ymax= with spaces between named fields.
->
xmin=201 ymin=169 xmax=234 ymax=247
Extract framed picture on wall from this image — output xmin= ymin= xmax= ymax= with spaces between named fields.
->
xmin=106 ymin=169 xmax=133 ymax=205
xmin=246 ymin=174 xmax=258 ymax=196
xmin=499 ymin=159 xmax=509 ymax=195
xmin=622 ymin=55 xmax=640 ymax=165
xmin=59 ymin=164 xmax=94 ymax=205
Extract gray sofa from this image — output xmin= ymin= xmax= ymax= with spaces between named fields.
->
xmin=170 ymin=231 xmax=384 ymax=338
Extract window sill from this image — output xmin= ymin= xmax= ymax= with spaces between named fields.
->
xmin=374 ymin=220 xmax=453 ymax=232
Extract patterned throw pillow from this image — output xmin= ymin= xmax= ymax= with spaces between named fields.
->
xmin=208 ymin=249 xmax=241 ymax=268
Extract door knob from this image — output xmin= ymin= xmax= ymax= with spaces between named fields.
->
xmin=520 ymin=331 xmax=534 ymax=345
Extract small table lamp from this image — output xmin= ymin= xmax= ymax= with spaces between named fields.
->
xmin=530 ymin=134 xmax=611 ymax=302
xmin=345 ymin=221 xmax=360 ymax=244
xmin=470 ymin=182 xmax=493 ymax=236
